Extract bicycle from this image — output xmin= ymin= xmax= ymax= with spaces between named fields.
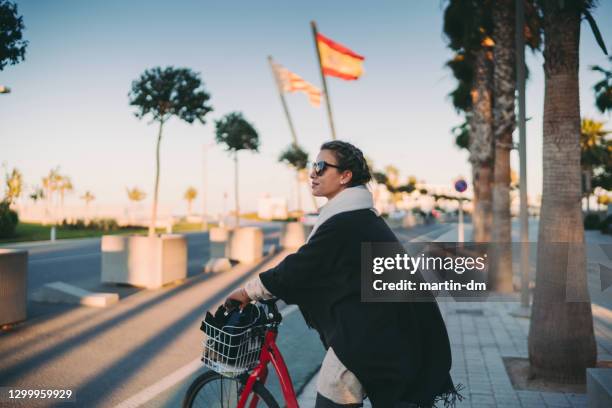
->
xmin=182 ymin=298 xmax=299 ymax=408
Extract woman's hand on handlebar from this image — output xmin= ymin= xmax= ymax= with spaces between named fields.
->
xmin=224 ymin=287 xmax=251 ymax=312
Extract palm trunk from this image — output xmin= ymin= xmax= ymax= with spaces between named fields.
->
xmin=60 ymin=191 xmax=65 ymax=224
xmin=528 ymin=1 xmax=596 ymax=383
xmin=491 ymin=0 xmax=515 ymax=292
xmin=471 ymin=163 xmax=493 ymax=242
xmin=149 ymin=121 xmax=164 ymax=236
xmin=470 ymin=48 xmax=494 ymax=243
xmin=234 ymin=151 xmax=240 ymax=228
xmin=43 ymin=188 xmax=50 ymax=226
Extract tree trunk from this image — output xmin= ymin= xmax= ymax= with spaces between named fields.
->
xmin=60 ymin=191 xmax=65 ymax=224
xmin=43 ymin=189 xmax=50 ymax=226
xmin=234 ymin=152 xmax=240 ymax=228
xmin=470 ymin=48 xmax=494 ymax=243
xmin=471 ymin=162 xmax=493 ymax=242
xmin=490 ymin=0 xmax=515 ymax=292
xmin=149 ymin=121 xmax=164 ymax=237
xmin=528 ymin=1 xmax=596 ymax=383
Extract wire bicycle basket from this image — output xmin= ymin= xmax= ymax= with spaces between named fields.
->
xmin=200 ymin=316 xmax=267 ymax=377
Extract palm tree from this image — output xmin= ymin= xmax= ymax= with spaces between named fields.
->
xmin=127 ymin=187 xmax=146 ymax=202
xmin=29 ymin=186 xmax=44 ymax=204
xmin=591 ymin=56 xmax=612 ymax=114
xmin=126 ymin=187 xmax=146 ymax=225
xmin=278 ymin=143 xmax=309 ymax=213
xmin=80 ymin=191 xmax=95 ymax=204
xmin=42 ymin=167 xmax=61 ymax=225
xmin=469 ymin=42 xmax=494 ymax=243
xmin=129 ymin=66 xmax=213 ymax=236
xmin=80 ymin=191 xmax=95 ymax=223
xmin=183 ymin=187 xmax=198 ymax=216
xmin=57 ymin=175 xmax=73 ymax=221
xmin=445 ymin=0 xmax=541 ymax=288
xmin=580 ymin=118 xmax=611 ymax=212
xmin=490 ymin=0 xmax=517 ymax=292
xmin=452 ymin=119 xmax=470 ymax=150
xmin=490 ymin=0 xmax=543 ymax=291
xmin=528 ymin=0 xmax=607 ymax=383
xmin=215 ymin=112 xmax=260 ymax=227
xmin=4 ymin=167 xmax=23 ymax=205
xmin=58 ymin=176 xmax=73 ymax=207
xmin=444 ymin=0 xmax=495 ymax=243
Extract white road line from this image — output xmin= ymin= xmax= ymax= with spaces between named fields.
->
xmin=113 ymin=303 xmax=299 ymax=408
xmin=29 ymin=253 xmax=100 ymax=264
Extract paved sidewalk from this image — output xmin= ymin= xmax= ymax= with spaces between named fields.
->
xmin=297 ymin=222 xmax=612 ymax=407
xmin=298 ymin=299 xmax=609 ymax=408
xmin=442 ymin=300 xmax=587 ymax=408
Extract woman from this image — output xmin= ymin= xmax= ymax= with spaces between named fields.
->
xmin=226 ymin=141 xmax=462 ymax=407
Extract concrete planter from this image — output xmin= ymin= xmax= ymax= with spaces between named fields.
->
xmin=209 ymin=227 xmax=230 ymax=259
xmin=0 ymin=249 xmax=28 ymax=325
xmin=280 ymin=222 xmax=312 ymax=249
xmin=101 ymin=234 xmax=187 ymax=289
xmin=226 ymin=227 xmax=263 ymax=264
xmin=204 ymin=227 xmax=232 ymax=273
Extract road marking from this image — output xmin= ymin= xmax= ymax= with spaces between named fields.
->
xmin=112 ymin=303 xmax=299 ymax=408
xmin=29 ymin=253 xmax=100 ymax=264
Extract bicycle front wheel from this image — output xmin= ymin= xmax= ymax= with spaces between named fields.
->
xmin=182 ymin=370 xmax=279 ymax=408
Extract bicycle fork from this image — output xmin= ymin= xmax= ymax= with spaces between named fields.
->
xmin=238 ymin=331 xmax=299 ymax=408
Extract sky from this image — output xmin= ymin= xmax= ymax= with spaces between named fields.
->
xmin=1 ymin=0 xmax=612 ymax=217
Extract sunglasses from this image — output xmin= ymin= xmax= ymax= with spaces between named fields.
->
xmin=311 ymin=160 xmax=343 ymax=176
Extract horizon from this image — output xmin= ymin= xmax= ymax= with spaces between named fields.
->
xmin=2 ymin=0 xmax=612 ymax=218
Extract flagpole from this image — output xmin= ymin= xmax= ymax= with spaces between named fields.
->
xmin=268 ymin=55 xmax=319 ymax=213
xmin=311 ymin=20 xmax=337 ymax=140
xmin=268 ymin=56 xmax=299 ymax=146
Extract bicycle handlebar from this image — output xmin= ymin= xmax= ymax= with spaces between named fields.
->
xmin=259 ymin=298 xmax=283 ymax=325
xmin=222 ymin=297 xmax=282 ymax=325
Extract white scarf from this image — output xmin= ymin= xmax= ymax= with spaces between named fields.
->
xmin=307 ymin=185 xmax=378 ymax=242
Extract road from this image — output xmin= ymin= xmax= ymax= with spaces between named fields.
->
xmin=0 ymin=223 xmax=451 ymax=408
xmin=0 ymin=225 xmax=282 ymax=322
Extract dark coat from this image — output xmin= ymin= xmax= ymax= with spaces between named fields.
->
xmin=260 ymin=209 xmax=462 ymax=407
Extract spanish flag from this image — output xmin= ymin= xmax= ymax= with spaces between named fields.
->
xmin=316 ymin=32 xmax=365 ymax=80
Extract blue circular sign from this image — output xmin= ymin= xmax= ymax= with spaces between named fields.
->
xmin=454 ymin=179 xmax=467 ymax=193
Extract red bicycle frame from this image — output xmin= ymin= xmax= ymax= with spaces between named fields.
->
xmin=237 ymin=328 xmax=299 ymax=408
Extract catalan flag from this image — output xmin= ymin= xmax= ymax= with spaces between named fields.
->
xmin=316 ymin=32 xmax=365 ymax=80
xmin=272 ymin=62 xmax=322 ymax=108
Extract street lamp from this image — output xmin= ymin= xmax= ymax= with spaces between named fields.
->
xmin=513 ymin=0 xmax=531 ymax=317
xmin=0 ymin=86 xmax=11 ymax=94
xmin=202 ymin=142 xmax=215 ymax=231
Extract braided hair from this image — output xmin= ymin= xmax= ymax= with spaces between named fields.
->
xmin=320 ymin=140 xmax=372 ymax=187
